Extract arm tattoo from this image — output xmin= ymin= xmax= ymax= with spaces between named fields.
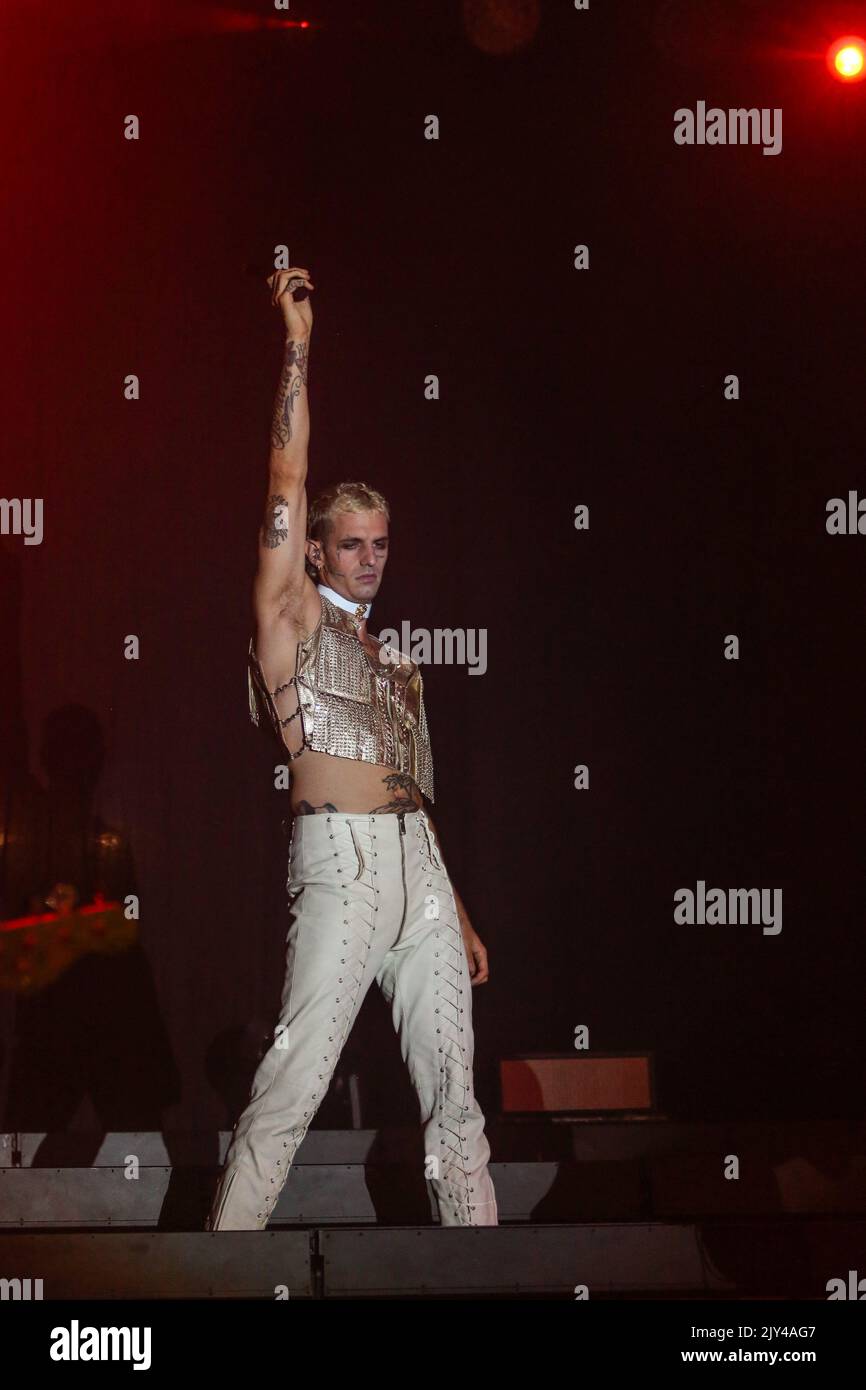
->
xmin=270 ymin=338 xmax=309 ymax=450
xmin=261 ymin=493 xmax=289 ymax=549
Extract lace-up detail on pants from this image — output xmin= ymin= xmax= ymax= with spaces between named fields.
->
xmin=206 ymin=808 xmax=497 ymax=1231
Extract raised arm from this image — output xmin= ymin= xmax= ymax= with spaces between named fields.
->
xmin=253 ymin=266 xmax=318 ymax=625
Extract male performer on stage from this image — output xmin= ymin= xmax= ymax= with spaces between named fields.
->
xmin=206 ymin=266 xmax=498 ymax=1229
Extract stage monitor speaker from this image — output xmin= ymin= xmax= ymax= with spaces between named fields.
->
xmin=499 ymin=1051 xmax=655 ymax=1114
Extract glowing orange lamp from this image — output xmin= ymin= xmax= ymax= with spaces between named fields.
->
xmin=827 ymin=35 xmax=866 ymax=81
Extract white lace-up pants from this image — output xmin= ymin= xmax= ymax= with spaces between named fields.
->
xmin=206 ymin=807 xmax=498 ymax=1229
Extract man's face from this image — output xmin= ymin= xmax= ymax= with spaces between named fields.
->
xmin=309 ymin=508 xmax=389 ymax=602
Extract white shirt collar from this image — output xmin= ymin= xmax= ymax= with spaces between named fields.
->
xmin=317 ymin=582 xmax=373 ymax=621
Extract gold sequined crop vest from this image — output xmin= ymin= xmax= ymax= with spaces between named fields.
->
xmin=247 ymin=593 xmax=435 ymax=802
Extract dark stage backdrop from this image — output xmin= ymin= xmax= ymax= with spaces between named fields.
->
xmin=2 ymin=0 xmax=865 ymax=1140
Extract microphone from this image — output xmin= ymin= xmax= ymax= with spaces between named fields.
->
xmin=243 ymin=260 xmax=309 ymax=300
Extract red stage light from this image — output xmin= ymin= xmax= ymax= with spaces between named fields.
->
xmin=827 ymin=35 xmax=866 ymax=81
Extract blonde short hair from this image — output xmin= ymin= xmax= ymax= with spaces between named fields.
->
xmin=305 ymin=480 xmax=391 ymax=580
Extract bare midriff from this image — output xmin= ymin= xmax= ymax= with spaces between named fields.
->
xmin=287 ymin=747 xmax=424 ymax=816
